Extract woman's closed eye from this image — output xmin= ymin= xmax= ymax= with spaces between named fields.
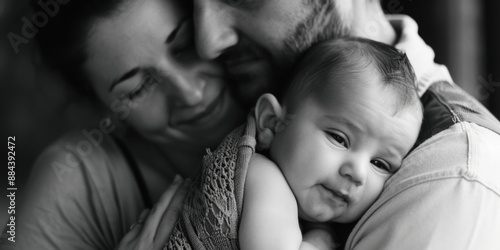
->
xmin=123 ymin=73 xmax=159 ymax=102
xmin=326 ymin=130 xmax=349 ymax=149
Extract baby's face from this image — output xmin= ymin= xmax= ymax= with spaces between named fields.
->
xmin=269 ymin=78 xmax=422 ymax=223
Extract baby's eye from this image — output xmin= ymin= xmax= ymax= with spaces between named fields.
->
xmin=326 ymin=131 xmax=349 ymax=149
xmin=371 ymin=158 xmax=392 ymax=173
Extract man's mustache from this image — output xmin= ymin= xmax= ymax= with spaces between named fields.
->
xmin=218 ymin=42 xmax=265 ymax=64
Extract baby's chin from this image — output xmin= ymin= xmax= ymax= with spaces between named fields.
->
xmin=329 ymin=213 xmax=360 ymax=224
xmin=299 ymin=205 xmax=353 ymax=223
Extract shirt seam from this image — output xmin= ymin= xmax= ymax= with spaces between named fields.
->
xmin=428 ymin=83 xmax=462 ymax=123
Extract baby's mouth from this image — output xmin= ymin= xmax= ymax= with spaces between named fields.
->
xmin=323 ymin=185 xmax=350 ymax=203
xmin=332 ymin=190 xmax=349 ymax=202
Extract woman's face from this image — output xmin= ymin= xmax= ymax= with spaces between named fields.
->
xmin=83 ymin=0 xmax=245 ymax=150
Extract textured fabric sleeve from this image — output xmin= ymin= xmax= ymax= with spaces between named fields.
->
xmin=346 ymin=122 xmax=500 ymax=250
xmin=12 ymin=132 xmax=146 ymax=250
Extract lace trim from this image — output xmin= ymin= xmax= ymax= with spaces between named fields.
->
xmin=165 ymin=117 xmax=256 ymax=250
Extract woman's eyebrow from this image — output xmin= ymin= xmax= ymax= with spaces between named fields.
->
xmin=109 ymin=67 xmax=142 ymax=92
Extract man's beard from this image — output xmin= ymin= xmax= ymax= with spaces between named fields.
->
xmin=283 ymin=0 xmax=351 ymax=60
xmin=227 ymin=0 xmax=351 ymax=109
xmin=220 ymin=39 xmax=277 ymax=109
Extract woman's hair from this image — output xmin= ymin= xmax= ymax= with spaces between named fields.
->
xmin=31 ymin=0 xmax=128 ymax=101
xmin=282 ymin=37 xmax=420 ymax=114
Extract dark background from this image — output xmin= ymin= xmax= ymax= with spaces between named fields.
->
xmin=1 ymin=0 xmax=499 ymax=226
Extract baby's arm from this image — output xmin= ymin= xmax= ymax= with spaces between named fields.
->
xmin=239 ymin=154 xmax=334 ymax=250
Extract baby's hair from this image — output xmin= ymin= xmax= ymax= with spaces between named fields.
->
xmin=282 ymin=38 xmax=420 ymax=115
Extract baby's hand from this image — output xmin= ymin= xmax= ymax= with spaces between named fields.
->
xmin=300 ymin=223 xmax=339 ymax=250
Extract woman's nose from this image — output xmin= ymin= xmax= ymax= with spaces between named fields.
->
xmin=339 ymin=159 xmax=368 ymax=186
xmin=167 ymin=73 xmax=205 ymax=107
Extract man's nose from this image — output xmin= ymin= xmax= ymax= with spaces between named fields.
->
xmin=339 ymin=158 xmax=368 ymax=186
xmin=166 ymin=73 xmax=205 ymax=107
xmin=193 ymin=0 xmax=238 ymax=60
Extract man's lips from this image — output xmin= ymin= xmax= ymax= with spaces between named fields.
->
xmin=220 ymin=43 xmax=265 ymax=64
xmin=170 ymin=88 xmax=226 ymax=126
xmin=220 ymin=43 xmax=269 ymax=72
xmin=225 ymin=58 xmax=267 ymax=77
xmin=223 ymin=54 xmax=259 ymax=66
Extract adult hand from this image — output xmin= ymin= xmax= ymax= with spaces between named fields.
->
xmin=115 ymin=175 xmax=191 ymax=250
xmin=387 ymin=15 xmax=436 ymax=82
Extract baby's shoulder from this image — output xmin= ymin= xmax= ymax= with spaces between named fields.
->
xmin=246 ymin=153 xmax=289 ymax=188
xmin=249 ymin=153 xmax=280 ymax=173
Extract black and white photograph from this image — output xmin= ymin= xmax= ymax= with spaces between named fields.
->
xmin=1 ymin=0 xmax=500 ymax=249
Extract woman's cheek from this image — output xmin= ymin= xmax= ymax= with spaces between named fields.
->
xmin=127 ymin=99 xmax=169 ymax=134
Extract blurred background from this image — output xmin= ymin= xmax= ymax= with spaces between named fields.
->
xmin=0 ymin=0 xmax=499 ymax=228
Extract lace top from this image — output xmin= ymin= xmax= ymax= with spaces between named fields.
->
xmin=165 ymin=116 xmax=257 ymax=250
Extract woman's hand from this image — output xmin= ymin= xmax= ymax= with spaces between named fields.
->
xmin=115 ymin=175 xmax=191 ymax=250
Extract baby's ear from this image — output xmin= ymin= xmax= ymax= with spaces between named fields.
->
xmin=254 ymin=93 xmax=284 ymax=150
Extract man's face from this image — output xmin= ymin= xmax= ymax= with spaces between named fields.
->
xmin=193 ymin=0 xmax=352 ymax=106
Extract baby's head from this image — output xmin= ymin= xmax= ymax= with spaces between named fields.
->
xmin=254 ymin=38 xmax=423 ymax=223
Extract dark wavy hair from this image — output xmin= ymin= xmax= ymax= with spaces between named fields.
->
xmin=31 ymin=0 xmax=127 ymax=102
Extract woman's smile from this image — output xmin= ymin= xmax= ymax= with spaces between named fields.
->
xmin=170 ymin=86 xmax=227 ymax=127
xmin=82 ymin=0 xmax=246 ymax=149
